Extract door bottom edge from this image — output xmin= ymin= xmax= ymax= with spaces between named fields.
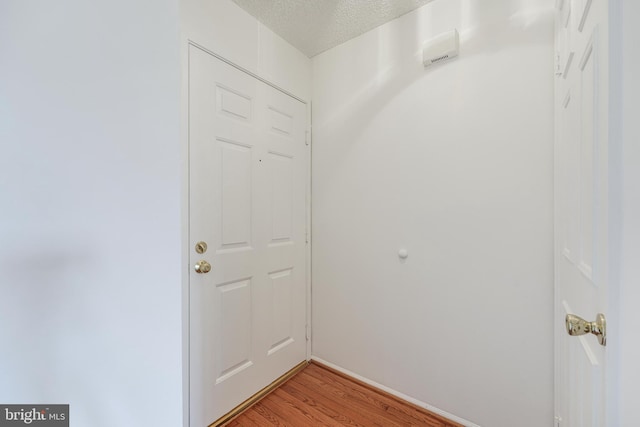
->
xmin=208 ymin=359 xmax=309 ymax=427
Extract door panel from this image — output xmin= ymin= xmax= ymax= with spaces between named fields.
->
xmin=189 ymin=45 xmax=308 ymax=426
xmin=270 ymin=152 xmax=294 ymax=241
xmin=220 ymin=141 xmax=253 ymax=247
xmin=554 ymin=0 xmax=608 ymax=426
xmin=215 ymin=278 xmax=253 ymax=382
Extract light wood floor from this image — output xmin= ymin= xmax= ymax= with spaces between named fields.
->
xmin=223 ymin=361 xmax=463 ymax=426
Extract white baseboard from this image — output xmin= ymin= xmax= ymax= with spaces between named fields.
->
xmin=310 ymin=356 xmax=481 ymax=427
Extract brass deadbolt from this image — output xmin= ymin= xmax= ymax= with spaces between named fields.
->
xmin=195 ymin=241 xmax=208 ymax=254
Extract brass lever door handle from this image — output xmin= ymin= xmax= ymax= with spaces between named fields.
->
xmin=565 ymin=313 xmax=606 ymax=346
xmin=194 ymin=260 xmax=211 ymax=274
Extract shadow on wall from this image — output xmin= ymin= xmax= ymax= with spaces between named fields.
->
xmin=314 ymin=0 xmax=554 ymax=148
xmin=0 ymin=234 xmax=172 ymax=423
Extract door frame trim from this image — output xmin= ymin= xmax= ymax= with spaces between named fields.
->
xmin=188 ymin=41 xmax=308 ymax=105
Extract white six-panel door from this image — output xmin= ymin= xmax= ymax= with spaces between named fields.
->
xmin=554 ymin=1 xmax=609 ymax=426
xmin=189 ymin=44 xmax=308 ymax=427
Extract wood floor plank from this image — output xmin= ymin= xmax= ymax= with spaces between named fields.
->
xmin=260 ymin=389 xmax=331 ymax=426
xmin=225 ymin=408 xmax=264 ymax=427
xmin=294 ymin=371 xmax=400 ymax=426
xmin=243 ymin=408 xmax=274 ymax=426
xmin=271 ymin=388 xmax=345 ymax=427
xmin=304 ymin=363 xmax=452 ymax=427
xmin=303 ymin=366 xmax=439 ymax=427
xmin=282 ymin=376 xmax=373 ymax=426
xmin=309 ymin=362 xmax=463 ymax=427
xmin=296 ymin=371 xmax=405 ymax=426
xmin=223 ymin=362 xmax=463 ymax=427
xmin=253 ymin=401 xmax=291 ymax=426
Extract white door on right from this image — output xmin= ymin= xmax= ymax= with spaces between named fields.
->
xmin=554 ymin=1 xmax=610 ymax=426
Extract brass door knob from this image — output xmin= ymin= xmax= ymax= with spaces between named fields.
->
xmin=565 ymin=313 xmax=606 ymax=346
xmin=194 ymin=260 xmax=211 ymax=274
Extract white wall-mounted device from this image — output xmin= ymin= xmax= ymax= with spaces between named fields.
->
xmin=423 ymin=29 xmax=459 ymax=67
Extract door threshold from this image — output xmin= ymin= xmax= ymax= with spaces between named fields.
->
xmin=209 ymin=360 xmax=309 ymax=427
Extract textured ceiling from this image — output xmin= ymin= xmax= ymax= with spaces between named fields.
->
xmin=232 ymin=0 xmax=434 ymax=57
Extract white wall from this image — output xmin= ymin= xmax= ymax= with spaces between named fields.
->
xmin=311 ymin=1 xmax=555 ymax=426
xmin=181 ymin=0 xmax=311 ymax=101
xmin=0 ymin=0 xmax=310 ymax=425
xmin=0 ymin=1 xmax=182 ymax=427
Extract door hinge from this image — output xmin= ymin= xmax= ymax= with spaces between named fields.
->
xmin=305 ymin=231 xmax=309 ymax=244
xmin=555 ymin=416 xmax=562 ymax=427
xmin=305 ymin=130 xmax=310 ymax=146
xmin=555 ymin=51 xmax=562 ymax=76
xmin=305 ymin=324 xmax=310 ymax=341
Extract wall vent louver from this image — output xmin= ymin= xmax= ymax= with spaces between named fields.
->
xmin=431 ymin=54 xmax=450 ymax=64
xmin=423 ymin=30 xmax=459 ymax=67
